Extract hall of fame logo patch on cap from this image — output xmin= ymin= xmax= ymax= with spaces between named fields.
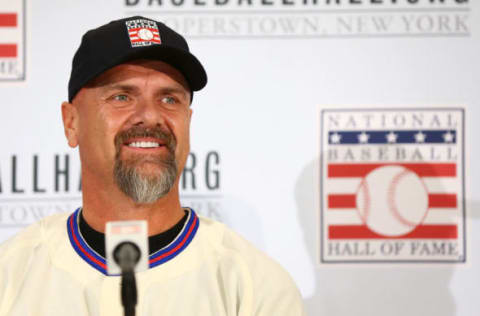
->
xmin=320 ymin=108 xmax=466 ymax=263
xmin=126 ymin=18 xmax=161 ymax=48
xmin=0 ymin=0 xmax=26 ymax=81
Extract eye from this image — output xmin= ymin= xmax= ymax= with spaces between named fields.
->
xmin=161 ymin=96 xmax=177 ymax=104
xmin=113 ymin=94 xmax=130 ymax=102
xmin=105 ymin=93 xmax=134 ymax=107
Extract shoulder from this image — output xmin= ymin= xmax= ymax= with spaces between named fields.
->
xmin=197 ymin=215 xmax=305 ymax=315
xmin=0 ymin=212 xmax=70 ymax=260
xmin=0 ymin=212 xmax=70 ymax=310
xmin=197 ymin=215 xmax=287 ymax=276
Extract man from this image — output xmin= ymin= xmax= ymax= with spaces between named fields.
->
xmin=0 ymin=16 xmax=305 ymax=315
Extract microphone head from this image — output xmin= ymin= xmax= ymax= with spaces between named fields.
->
xmin=113 ymin=241 xmax=141 ymax=272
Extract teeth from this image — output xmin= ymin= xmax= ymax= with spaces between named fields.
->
xmin=128 ymin=141 xmax=160 ymax=148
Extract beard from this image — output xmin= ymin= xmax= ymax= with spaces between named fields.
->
xmin=113 ymin=125 xmax=178 ymax=204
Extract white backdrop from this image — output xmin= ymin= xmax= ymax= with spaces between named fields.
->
xmin=1 ymin=0 xmax=479 ymax=315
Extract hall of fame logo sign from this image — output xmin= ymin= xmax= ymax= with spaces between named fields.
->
xmin=0 ymin=0 xmax=25 ymax=81
xmin=320 ymin=108 xmax=466 ymax=263
xmin=126 ymin=18 xmax=161 ymax=47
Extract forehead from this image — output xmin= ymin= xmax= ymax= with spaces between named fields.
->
xmin=86 ymin=60 xmax=190 ymax=92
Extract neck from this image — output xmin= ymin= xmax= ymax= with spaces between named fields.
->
xmin=80 ymin=173 xmax=184 ymax=236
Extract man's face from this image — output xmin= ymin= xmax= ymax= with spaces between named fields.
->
xmin=62 ymin=60 xmax=192 ymax=203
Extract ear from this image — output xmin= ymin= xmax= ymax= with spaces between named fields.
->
xmin=185 ymin=107 xmax=193 ymax=129
xmin=61 ymin=101 xmax=79 ymax=148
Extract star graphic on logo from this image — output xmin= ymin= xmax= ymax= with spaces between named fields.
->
xmin=357 ymin=132 xmax=370 ymax=144
xmin=386 ymin=131 xmax=398 ymax=143
xmin=330 ymin=132 xmax=342 ymax=144
xmin=414 ymin=131 xmax=426 ymax=143
xmin=443 ymin=131 xmax=455 ymax=143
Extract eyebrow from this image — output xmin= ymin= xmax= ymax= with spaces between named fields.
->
xmin=100 ymin=84 xmax=138 ymax=93
xmin=101 ymin=84 xmax=189 ymax=100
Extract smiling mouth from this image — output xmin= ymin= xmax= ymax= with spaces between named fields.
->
xmin=127 ymin=141 xmax=163 ymax=148
xmin=115 ymin=125 xmax=176 ymax=157
xmin=123 ymin=138 xmax=169 ymax=152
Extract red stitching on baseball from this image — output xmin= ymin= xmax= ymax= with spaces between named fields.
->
xmin=356 ymin=177 xmax=370 ymax=224
xmin=388 ymin=169 xmax=418 ymax=228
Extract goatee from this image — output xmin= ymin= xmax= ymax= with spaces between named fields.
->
xmin=113 ymin=125 xmax=177 ymax=204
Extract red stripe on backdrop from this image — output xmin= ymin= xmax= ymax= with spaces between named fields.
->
xmin=429 ymin=194 xmax=457 ymax=208
xmin=328 ymin=163 xmax=456 ymax=178
xmin=328 ymin=225 xmax=457 ymax=239
xmin=328 ymin=193 xmax=457 ymax=209
xmin=0 ymin=13 xmax=17 ymax=27
xmin=0 ymin=44 xmax=17 ymax=57
xmin=328 ymin=194 xmax=357 ymax=208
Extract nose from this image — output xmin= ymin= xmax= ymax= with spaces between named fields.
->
xmin=128 ymin=97 xmax=165 ymax=127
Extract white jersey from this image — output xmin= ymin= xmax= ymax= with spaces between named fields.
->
xmin=0 ymin=209 xmax=305 ymax=316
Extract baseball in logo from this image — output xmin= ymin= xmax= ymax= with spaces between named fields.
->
xmin=320 ymin=108 xmax=465 ymax=263
xmin=0 ymin=0 xmax=25 ymax=80
xmin=125 ymin=18 xmax=161 ymax=48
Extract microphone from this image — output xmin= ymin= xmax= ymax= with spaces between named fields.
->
xmin=114 ymin=241 xmax=141 ymax=272
xmin=105 ymin=220 xmax=148 ymax=316
xmin=114 ymin=242 xmax=141 ymax=316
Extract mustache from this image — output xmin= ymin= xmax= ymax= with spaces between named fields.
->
xmin=114 ymin=125 xmax=176 ymax=154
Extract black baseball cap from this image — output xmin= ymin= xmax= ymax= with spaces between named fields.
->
xmin=68 ymin=16 xmax=207 ymax=102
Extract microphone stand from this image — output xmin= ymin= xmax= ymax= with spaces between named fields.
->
xmin=121 ymin=268 xmax=137 ymax=316
xmin=114 ymin=242 xmax=141 ymax=316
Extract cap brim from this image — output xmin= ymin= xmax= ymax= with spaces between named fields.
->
xmin=72 ymin=45 xmax=207 ymax=102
